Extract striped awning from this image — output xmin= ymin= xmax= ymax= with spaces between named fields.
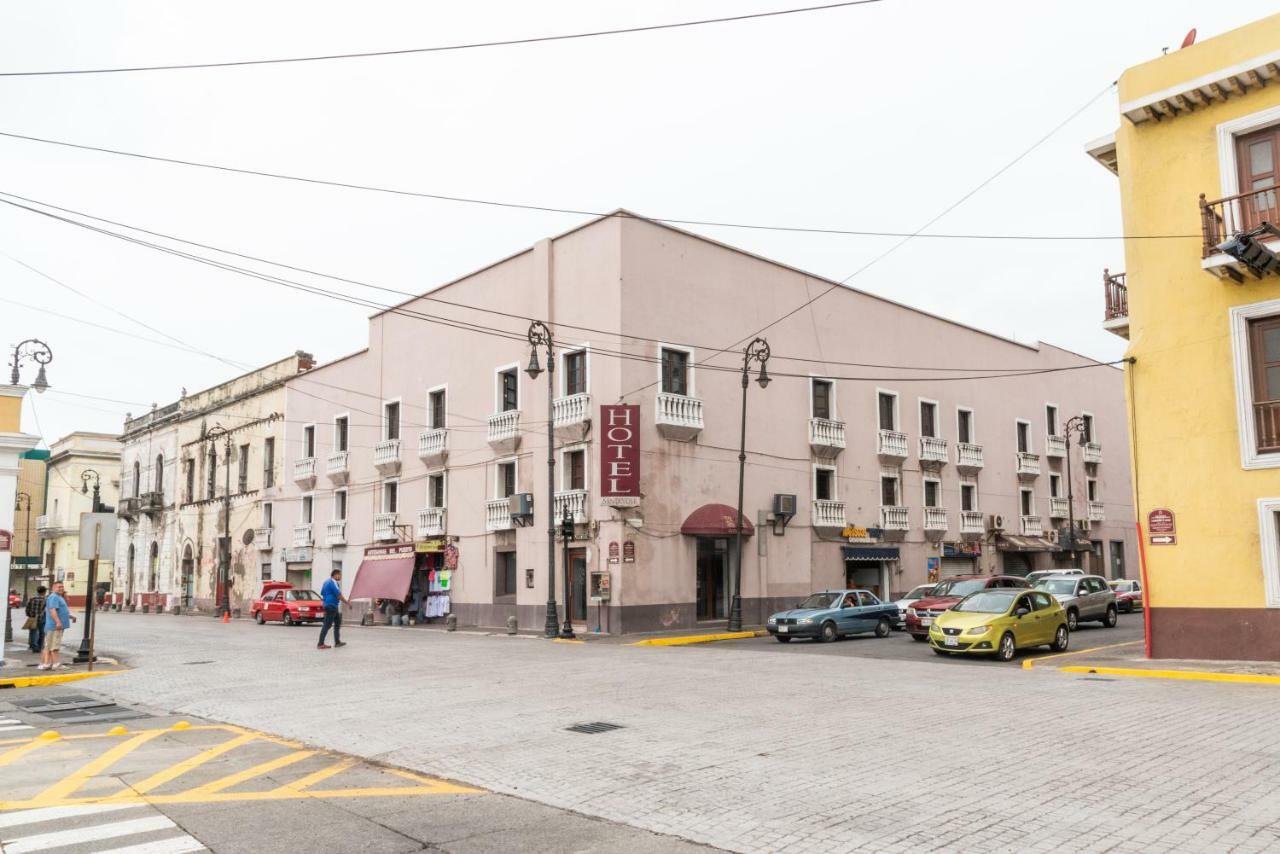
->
xmin=842 ymin=547 xmax=899 ymax=562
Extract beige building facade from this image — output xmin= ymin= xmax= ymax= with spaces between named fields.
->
xmin=36 ymin=432 xmax=121 ymax=606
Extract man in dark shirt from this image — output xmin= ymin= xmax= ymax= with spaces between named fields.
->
xmin=25 ymin=586 xmax=47 ymax=653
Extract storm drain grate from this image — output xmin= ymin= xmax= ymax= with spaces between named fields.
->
xmin=565 ymin=721 xmax=625 ymax=735
xmin=12 ymin=694 xmax=150 ymax=724
xmin=1078 ymin=676 xmax=1118 ymax=682
xmin=181 ymin=661 xmax=215 ymax=665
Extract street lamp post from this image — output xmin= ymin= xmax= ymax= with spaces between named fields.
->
xmin=6 ymin=340 xmax=51 ymax=643
xmin=73 ymin=470 xmax=101 ymax=663
xmin=1061 ymin=415 xmax=1090 ymax=558
xmin=728 ymin=338 xmax=771 ymax=633
xmin=560 ymin=506 xmax=575 ymax=639
xmin=525 ymin=321 xmax=561 ymax=639
xmin=205 ymin=425 xmax=233 ymax=620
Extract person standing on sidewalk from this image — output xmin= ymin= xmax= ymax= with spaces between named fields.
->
xmin=25 ymin=586 xmax=47 ymax=653
xmin=317 ymin=568 xmax=347 ymax=650
xmin=39 ymin=581 xmax=75 ymax=670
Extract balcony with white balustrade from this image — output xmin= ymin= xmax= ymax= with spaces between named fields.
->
xmin=1020 ymin=515 xmax=1043 ymax=537
xmin=554 ymin=489 xmax=589 ymax=524
xmin=417 ymin=429 xmax=448 ymax=466
xmin=487 ymin=410 xmax=521 ymax=453
xmin=486 ymin=498 xmax=515 ymax=531
xmin=880 ymin=505 xmax=909 ymax=533
xmin=811 ymin=499 xmax=846 ymax=529
xmin=960 ymin=511 xmax=984 ymax=539
xmin=655 ymin=393 xmax=703 ymax=441
xmin=417 ymin=507 xmax=447 ymax=538
xmin=293 ymin=523 xmax=313 ymax=547
xmin=1046 ymin=435 xmax=1067 ymax=459
xmin=1016 ymin=452 xmax=1041 ymax=480
xmin=374 ymin=439 xmax=401 ymax=476
xmin=373 ymin=512 xmax=399 ymax=542
xmin=326 ymin=450 xmax=349 ymax=485
xmin=877 ymin=429 xmax=908 ymax=465
xmin=1088 ymin=501 xmax=1105 ymax=522
xmin=325 ymin=520 xmax=346 ymax=546
xmin=254 ymin=527 xmax=273 ymax=550
xmin=923 ymin=507 xmax=948 ymax=533
xmin=36 ymin=513 xmax=60 ymax=534
xmin=919 ymin=436 xmax=948 ymax=469
xmin=955 ymin=442 xmax=984 ymax=474
xmin=293 ymin=457 xmax=316 ymax=488
xmin=808 ymin=418 xmax=845 ymax=459
xmin=1083 ymin=442 xmax=1103 ymax=465
xmin=553 ymin=393 xmax=592 ymax=442
xmin=1049 ymin=497 xmax=1069 ymax=519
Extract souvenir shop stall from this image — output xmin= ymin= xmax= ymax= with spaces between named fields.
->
xmin=349 ymin=540 xmax=457 ymax=626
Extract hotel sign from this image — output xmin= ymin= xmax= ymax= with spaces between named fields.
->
xmin=600 ymin=405 xmax=640 ymax=507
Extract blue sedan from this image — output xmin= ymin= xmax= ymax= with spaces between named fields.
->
xmin=766 ymin=589 xmax=900 ymax=643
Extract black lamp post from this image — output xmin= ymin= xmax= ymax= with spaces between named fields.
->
xmin=8 ymin=338 xmax=52 ymax=392
xmin=525 ymin=321 xmax=560 ymax=639
xmin=560 ymin=506 xmax=576 ymax=639
xmin=1061 ymin=415 xmax=1091 ymax=557
xmin=73 ymin=470 xmax=101 ymax=663
xmin=205 ymin=424 xmax=233 ymax=620
xmin=728 ymin=338 xmax=771 ymax=633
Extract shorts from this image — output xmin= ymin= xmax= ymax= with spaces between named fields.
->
xmin=43 ymin=629 xmax=64 ymax=652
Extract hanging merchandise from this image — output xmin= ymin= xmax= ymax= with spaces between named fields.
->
xmin=444 ymin=543 xmax=459 ymax=570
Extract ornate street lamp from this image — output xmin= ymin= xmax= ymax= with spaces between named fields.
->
xmin=1061 ymin=415 xmax=1091 ymax=557
xmin=728 ymin=338 xmax=771 ymax=633
xmin=526 ymin=321 xmax=567 ymax=638
xmin=8 ymin=338 xmax=52 ymax=391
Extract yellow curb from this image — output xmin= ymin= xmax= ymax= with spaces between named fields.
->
xmin=552 ymin=638 xmax=585 ymax=644
xmin=1059 ymin=665 xmax=1280 ymax=685
xmin=0 ymin=670 xmax=120 ymax=689
xmin=1021 ymin=640 xmax=1143 ymax=670
xmin=629 ymin=630 xmax=766 ymax=647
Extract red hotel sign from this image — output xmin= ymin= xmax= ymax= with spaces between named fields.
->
xmin=0 ymin=530 xmax=11 ymax=552
xmin=600 ymin=405 xmax=640 ymax=507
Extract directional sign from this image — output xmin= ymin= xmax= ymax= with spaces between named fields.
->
xmin=1148 ymin=508 xmax=1176 ymax=546
xmin=1150 ymin=535 xmax=1176 ymax=545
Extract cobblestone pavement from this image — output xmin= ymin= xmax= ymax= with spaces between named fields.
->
xmin=39 ymin=612 xmax=1280 ymax=853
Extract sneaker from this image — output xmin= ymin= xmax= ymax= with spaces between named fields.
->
xmin=51 ymin=663 xmax=66 ymax=670
xmin=316 ymin=644 xmax=331 ymax=650
xmin=36 ymin=664 xmax=50 ymax=670
xmin=334 ymin=642 xmax=346 ymax=648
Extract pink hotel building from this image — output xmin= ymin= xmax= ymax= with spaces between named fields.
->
xmin=266 ymin=212 xmax=1136 ymax=634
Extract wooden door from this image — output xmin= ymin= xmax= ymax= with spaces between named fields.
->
xmin=1237 ymin=126 xmax=1280 ymax=231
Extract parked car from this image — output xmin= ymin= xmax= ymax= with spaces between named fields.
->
xmin=1026 ymin=568 xmax=1083 ymax=586
xmin=1109 ymin=579 xmax=1144 ymax=613
xmin=767 ymin=589 xmax=900 ymax=643
xmin=251 ymin=582 xmax=325 ymax=625
xmin=904 ymin=575 xmax=1030 ymax=641
xmin=8 ymin=590 xmax=20 ymax=610
xmin=1034 ymin=574 xmax=1117 ymax=630
xmin=891 ymin=584 xmax=938 ymax=629
xmin=930 ymin=589 xmax=1069 ymax=661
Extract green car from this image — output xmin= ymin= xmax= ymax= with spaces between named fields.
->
xmin=929 ymin=588 xmax=1069 ymax=662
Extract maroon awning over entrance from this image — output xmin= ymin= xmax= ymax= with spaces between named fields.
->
xmin=350 ymin=549 xmax=416 ymax=601
xmin=680 ymin=503 xmax=754 ymax=537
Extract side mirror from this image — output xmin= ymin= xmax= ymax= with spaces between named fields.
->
xmin=1015 ymin=607 xmax=1031 ymax=618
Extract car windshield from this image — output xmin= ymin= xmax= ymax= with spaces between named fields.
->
xmin=929 ymin=579 xmax=986 ymax=598
xmin=952 ymin=591 xmax=1018 ymax=613
xmin=1036 ymin=579 xmax=1078 ymax=595
xmin=903 ymin=585 xmax=934 ymax=600
xmin=797 ymin=593 xmax=839 ymax=610
xmin=286 ymin=590 xmax=320 ymax=601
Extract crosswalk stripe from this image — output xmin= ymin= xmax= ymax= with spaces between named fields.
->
xmin=0 ymin=724 xmax=34 ymax=732
xmin=2 ymin=815 xmax=175 ymax=853
xmin=99 ymin=835 xmax=207 ymax=854
xmin=0 ymin=803 xmax=143 ymax=829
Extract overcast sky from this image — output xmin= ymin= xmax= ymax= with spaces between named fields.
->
xmin=3 ymin=0 xmax=1275 ymax=444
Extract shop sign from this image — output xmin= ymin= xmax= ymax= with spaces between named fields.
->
xmin=608 ymin=541 xmax=620 ymax=564
xmin=362 ymin=543 xmax=414 ymax=558
xmin=842 ymin=525 xmax=881 ymax=544
xmin=622 ymin=541 xmax=636 ymax=563
xmin=600 ymin=405 xmax=641 ymax=507
xmin=0 ymin=530 xmax=10 ymax=552
xmin=1147 ymin=508 xmax=1176 ymax=545
xmin=415 ymin=539 xmax=446 ymax=553
xmin=942 ymin=542 xmax=981 ymax=558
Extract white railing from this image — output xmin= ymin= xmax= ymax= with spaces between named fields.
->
xmin=919 ymin=436 xmax=948 ymax=465
xmin=554 ymin=489 xmax=589 ymax=524
xmin=373 ymin=512 xmax=398 ymax=542
xmin=1046 ymin=435 xmax=1067 ymax=458
xmin=960 ymin=511 xmax=984 ymax=535
xmin=486 ymin=498 xmax=514 ymax=531
xmin=923 ymin=507 xmax=948 ymax=531
xmin=254 ymin=527 xmax=273 ymax=550
xmin=487 ymin=410 xmax=521 ymax=445
xmin=326 ymin=450 xmax=349 ymax=478
xmin=374 ymin=439 xmax=401 ymax=471
xmin=553 ymin=393 xmax=592 ymax=428
xmin=1020 ymin=516 xmax=1043 ymax=536
xmin=1083 ymin=442 xmax=1103 ymax=465
xmin=808 ymin=418 xmax=846 ymax=454
xmin=655 ymin=393 xmax=704 ymax=439
xmin=880 ymin=506 xmax=909 ymax=531
xmin=417 ymin=507 xmax=447 ymax=538
xmin=293 ymin=523 xmax=313 ymax=547
xmin=1016 ymin=452 xmax=1041 ymax=477
xmin=877 ymin=429 xmax=908 ymax=459
xmin=1088 ymin=501 xmax=1105 ymax=522
xmin=418 ymin=428 xmax=448 ymax=462
xmin=325 ymin=520 xmax=346 ymax=546
xmin=811 ymin=499 xmax=846 ymax=528
xmin=35 ymin=514 xmax=58 ymax=531
xmin=293 ymin=457 xmax=316 ymax=483
xmin=955 ymin=442 xmax=984 ymax=471
xmin=1049 ymin=497 xmax=1069 ymax=518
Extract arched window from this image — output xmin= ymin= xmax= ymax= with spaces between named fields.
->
xmin=154 ymin=454 xmax=164 ymax=495
xmin=133 ymin=461 xmax=141 ymax=497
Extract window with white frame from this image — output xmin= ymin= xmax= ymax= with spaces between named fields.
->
xmin=1254 ymin=498 xmax=1280 ymax=607
xmin=1045 ymin=404 xmax=1059 ymax=436
xmin=334 ymin=488 xmax=347 ymax=521
xmin=428 ymin=388 xmax=446 ymax=429
xmin=919 ymin=400 xmax=939 ymax=438
xmin=563 ymin=349 xmax=587 ymax=396
xmin=660 ymin=347 xmax=690 ymax=396
xmin=957 ymin=408 xmax=974 ymax=444
xmin=496 ymin=460 xmax=517 ymax=498
xmin=498 ymin=368 xmax=519 ymax=412
xmin=811 ymin=379 xmax=834 ymax=420
xmin=383 ymin=401 xmax=400 ymax=441
xmin=1082 ymin=413 xmax=1095 ymax=444
xmin=263 ymin=437 xmax=275 ymax=487
xmin=301 ymin=495 xmax=313 ymax=524
xmin=880 ymin=473 xmax=899 ymax=506
xmin=334 ymin=416 xmax=349 ymax=452
xmin=877 ymin=391 xmax=898 ymax=431
xmin=1087 ymin=478 xmax=1098 ymax=502
xmin=814 ymin=466 xmax=836 ymax=502
xmin=382 ymin=480 xmax=398 ymax=514
xmin=302 ymin=425 xmax=315 ymax=458
xmin=1049 ymin=473 xmax=1061 ymax=498
xmin=922 ymin=478 xmax=941 ymax=508
xmin=428 ymin=473 xmax=446 ymax=508
xmin=1016 ymin=420 xmax=1032 ymax=454
xmin=563 ymin=448 xmax=586 ymax=491
xmin=262 ymin=502 xmax=273 ymax=528
xmin=1231 ymin=300 xmax=1280 ymax=467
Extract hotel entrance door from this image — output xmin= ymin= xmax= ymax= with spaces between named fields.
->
xmin=696 ymin=537 xmax=728 ymax=620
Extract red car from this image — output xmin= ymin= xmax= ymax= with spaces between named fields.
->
xmin=8 ymin=591 xmax=20 ymax=610
xmin=905 ymin=575 xmax=1031 ymax=641
xmin=251 ymin=582 xmax=325 ymax=626
xmin=1109 ymin=579 xmax=1144 ymax=613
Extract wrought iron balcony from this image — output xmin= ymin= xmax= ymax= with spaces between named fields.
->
xmin=554 ymin=489 xmax=589 ymax=524
xmin=808 ymin=418 xmax=845 ymax=459
xmin=326 ymin=450 xmax=349 ymax=485
xmin=1016 ymin=452 xmax=1041 ymax=479
xmin=325 ymin=520 xmax=346 ymax=546
xmin=1020 ymin=516 xmax=1043 ymax=537
xmin=417 ymin=429 xmax=448 ymax=466
xmin=486 ymin=498 xmax=514 ymax=531
xmin=374 ymin=439 xmax=401 ymax=476
xmin=487 ymin=410 xmax=521 ymax=453
xmin=955 ymin=442 xmax=984 ymax=474
xmin=1103 ymin=269 xmax=1129 ymax=339
xmin=293 ymin=523 xmax=313 ymax=547
xmin=373 ymin=512 xmax=399 ymax=542
xmin=879 ymin=505 xmax=909 ymax=531
xmin=655 ymin=393 xmax=703 ymax=441
xmin=553 ymin=393 xmax=592 ymax=442
xmin=254 ymin=527 xmax=272 ymax=550
xmin=923 ymin=507 xmax=948 ymax=532
xmin=293 ymin=457 xmax=316 ymax=488
xmin=416 ymin=507 xmax=447 ymax=538
xmin=919 ymin=436 xmax=948 ymax=468
xmin=1201 ymin=186 xmax=1280 ymax=278
xmin=811 ymin=499 xmax=846 ymax=529
xmin=877 ymin=429 xmax=908 ymax=464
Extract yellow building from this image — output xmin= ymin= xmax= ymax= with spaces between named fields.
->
xmin=1090 ymin=13 xmax=1280 ymax=659
xmin=12 ymin=449 xmax=50 ymax=597
xmin=36 ymin=432 xmax=121 ymax=607
xmin=1 ymin=384 xmax=41 ymax=617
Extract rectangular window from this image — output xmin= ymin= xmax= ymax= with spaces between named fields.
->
xmin=498 ymin=461 xmax=516 ymax=498
xmin=814 ymin=467 xmax=835 ymax=501
xmin=1236 ymin=125 xmax=1280 ymax=231
xmin=334 ymin=416 xmax=349 ymax=452
xmin=1110 ymin=541 xmax=1126 ymax=579
xmin=303 ymin=426 xmax=315 ymax=458
xmin=920 ymin=401 xmax=938 ymax=438
xmin=1082 ymin=413 xmax=1095 ymax=444
xmin=334 ymin=489 xmax=347 ymax=520
xmin=206 ymin=450 xmax=217 ymax=500
xmin=263 ymin=437 xmax=275 ymax=488
xmin=428 ymin=473 xmax=446 ymax=508
xmin=1020 ymin=489 xmax=1033 ymax=517
xmin=957 ymin=409 xmax=973 ymax=444
xmin=1087 ymin=478 xmax=1098 ymax=501
xmin=811 ymin=379 xmax=833 ymax=420
xmin=429 ymin=389 xmax=446 ymax=429
xmin=960 ymin=483 xmax=976 ymax=512
xmin=564 ymin=350 xmax=587 ymax=396
xmin=383 ymin=481 xmax=398 ymax=514
xmin=1049 ymin=473 xmax=1061 ymax=498
xmin=565 ymin=449 xmax=586 ymax=491
xmin=238 ymin=444 xmax=250 ymax=493
xmin=880 ymin=475 xmax=898 ymax=506
xmin=1016 ymin=421 xmax=1031 ymax=454
xmin=384 ymin=401 xmax=400 ymax=441
xmin=495 ymin=550 xmax=517 ymax=597
xmin=878 ymin=392 xmax=897 ymax=431
xmin=301 ymin=495 xmax=313 ymax=524
xmin=184 ymin=459 xmax=195 ymax=504
xmin=923 ymin=479 xmax=940 ymax=508
xmin=499 ymin=369 xmax=519 ymax=412
xmin=661 ymin=348 xmax=689 ymax=396
xmin=261 ymin=562 xmax=272 ymax=581
xmin=1046 ymin=405 xmax=1058 ymax=436
xmin=262 ymin=502 xmax=273 ymax=528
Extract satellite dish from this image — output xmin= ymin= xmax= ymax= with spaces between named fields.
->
xmin=242 ymin=528 xmax=255 ymax=546
xmin=1181 ymin=28 xmax=1197 ymax=49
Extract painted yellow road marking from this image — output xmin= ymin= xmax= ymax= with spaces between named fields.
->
xmin=1021 ymin=640 xmax=1143 ymax=670
xmin=181 ymin=749 xmax=315 ymax=797
xmin=113 ymin=732 xmax=258 ymax=797
xmin=0 ymin=670 xmax=119 ymax=689
xmin=270 ymin=758 xmax=355 ymax=794
xmin=34 ymin=730 xmax=166 ymax=804
xmin=630 ymin=630 xmax=767 ymax=646
xmin=1059 ymin=665 xmax=1280 ymax=685
xmin=0 ymin=738 xmax=54 ymax=769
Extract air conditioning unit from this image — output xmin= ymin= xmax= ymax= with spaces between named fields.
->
xmin=508 ymin=493 xmax=534 ymax=527
xmin=1046 ymin=529 xmax=1059 ymax=544
xmin=987 ymin=513 xmax=1005 ymax=532
xmin=1076 ymin=518 xmax=1091 ymax=532
xmin=773 ymin=494 xmax=797 ymax=518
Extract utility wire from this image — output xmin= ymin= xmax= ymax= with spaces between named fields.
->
xmin=0 ymin=1 xmax=885 ymax=77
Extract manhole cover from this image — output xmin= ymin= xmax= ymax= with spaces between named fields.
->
xmin=12 ymin=694 xmax=150 ymax=724
xmin=565 ymin=721 xmax=624 ymax=735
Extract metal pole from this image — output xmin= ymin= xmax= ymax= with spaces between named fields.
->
xmin=560 ymin=507 xmax=575 ymax=639
xmin=541 ymin=333 xmax=559 ymax=638
xmin=87 ymin=525 xmax=100 ymax=672
xmin=1064 ymin=430 xmax=1076 ymax=556
xmin=74 ymin=481 xmax=101 ymax=663
xmin=222 ymin=432 xmax=232 ymax=619
xmin=729 ymin=357 xmax=749 ymax=633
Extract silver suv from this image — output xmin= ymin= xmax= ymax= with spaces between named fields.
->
xmin=1033 ymin=574 xmax=1118 ymax=630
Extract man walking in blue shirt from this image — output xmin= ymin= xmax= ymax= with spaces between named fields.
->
xmin=317 ymin=569 xmax=347 ymax=650
xmin=39 ymin=581 xmax=76 ymax=670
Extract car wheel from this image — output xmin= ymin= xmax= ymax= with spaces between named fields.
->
xmin=911 ymin=634 xmax=928 ymax=643
xmin=997 ymin=632 xmax=1016 ymax=662
xmin=254 ymin=611 xmax=264 ymax=625
xmin=874 ymin=618 xmax=891 ymax=638
xmin=819 ymin=621 xmax=838 ymax=643
xmin=1051 ymin=624 xmax=1069 ymax=652
xmin=1103 ymin=605 xmax=1118 ymax=628
xmin=775 ymin=636 xmax=792 ymax=643
xmin=1066 ymin=609 xmax=1079 ymax=631
xmin=283 ymin=611 xmax=295 ymax=626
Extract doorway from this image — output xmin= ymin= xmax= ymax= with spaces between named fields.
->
xmin=845 ymin=562 xmax=886 ymax=599
xmin=567 ymin=548 xmax=588 ymax=624
xmin=181 ymin=546 xmax=194 ymax=607
xmin=286 ymin=566 xmax=313 ymax=591
xmin=695 ymin=537 xmax=728 ymax=620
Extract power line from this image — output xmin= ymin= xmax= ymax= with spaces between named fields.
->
xmin=0 ymin=1 xmax=885 ymax=77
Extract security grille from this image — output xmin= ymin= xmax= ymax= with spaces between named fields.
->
xmin=565 ymin=721 xmax=625 ymax=735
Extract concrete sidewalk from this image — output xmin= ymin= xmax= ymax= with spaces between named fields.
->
xmin=1024 ymin=636 xmax=1280 ymax=683
xmin=1 ymin=638 xmax=126 ymax=688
